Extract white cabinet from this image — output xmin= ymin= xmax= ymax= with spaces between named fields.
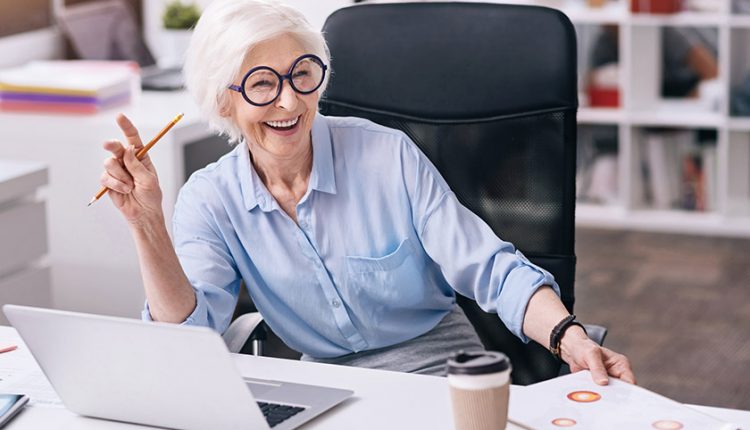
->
xmin=0 ymin=161 xmax=50 ymax=324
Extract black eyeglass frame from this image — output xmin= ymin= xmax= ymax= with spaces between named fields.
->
xmin=227 ymin=54 xmax=328 ymax=107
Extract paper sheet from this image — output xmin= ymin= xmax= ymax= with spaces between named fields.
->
xmin=509 ymin=371 xmax=738 ymax=430
xmin=0 ymin=342 xmax=63 ymax=408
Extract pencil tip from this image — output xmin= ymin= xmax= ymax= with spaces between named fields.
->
xmin=87 ymin=199 xmax=95 ymax=207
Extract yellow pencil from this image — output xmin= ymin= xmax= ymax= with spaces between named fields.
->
xmin=88 ymin=113 xmax=184 ymax=206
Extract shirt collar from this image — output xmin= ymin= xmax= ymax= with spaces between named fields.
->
xmin=238 ymin=113 xmax=337 ymax=212
xmin=309 ymin=112 xmax=337 ymax=196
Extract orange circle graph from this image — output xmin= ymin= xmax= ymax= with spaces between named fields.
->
xmin=551 ymin=417 xmax=577 ymax=427
xmin=566 ymin=390 xmax=602 ymax=403
xmin=652 ymin=420 xmax=684 ymax=430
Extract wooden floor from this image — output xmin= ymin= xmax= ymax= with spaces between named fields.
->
xmin=575 ymin=227 xmax=750 ymax=410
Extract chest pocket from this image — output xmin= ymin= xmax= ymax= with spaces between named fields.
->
xmin=345 ymin=238 xmax=427 ymax=307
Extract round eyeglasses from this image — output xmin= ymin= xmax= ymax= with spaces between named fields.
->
xmin=227 ymin=54 xmax=328 ymax=107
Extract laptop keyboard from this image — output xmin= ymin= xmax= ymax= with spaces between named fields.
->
xmin=257 ymin=401 xmax=306 ymax=428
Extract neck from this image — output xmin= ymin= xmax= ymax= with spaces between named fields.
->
xmin=248 ymin=138 xmax=313 ymax=192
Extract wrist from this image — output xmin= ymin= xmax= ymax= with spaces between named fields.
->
xmin=128 ymin=212 xmax=167 ymax=236
xmin=549 ymin=315 xmax=587 ymax=360
xmin=559 ymin=325 xmax=590 ymax=364
xmin=560 ymin=325 xmax=588 ymax=347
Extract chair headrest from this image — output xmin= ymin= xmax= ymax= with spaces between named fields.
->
xmin=321 ymin=2 xmax=578 ymax=121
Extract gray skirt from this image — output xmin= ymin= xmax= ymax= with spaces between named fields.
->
xmin=301 ymin=305 xmax=485 ymax=376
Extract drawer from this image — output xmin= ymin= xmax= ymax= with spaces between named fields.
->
xmin=0 ymin=201 xmax=48 ymax=276
xmin=0 ymin=265 xmax=51 ymax=326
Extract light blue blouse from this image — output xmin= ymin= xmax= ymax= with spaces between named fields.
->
xmin=143 ymin=113 xmax=560 ymax=358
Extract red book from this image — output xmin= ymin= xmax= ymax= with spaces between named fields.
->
xmin=631 ymin=0 xmax=683 ymax=14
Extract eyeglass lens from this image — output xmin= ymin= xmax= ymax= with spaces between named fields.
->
xmin=244 ymin=57 xmax=324 ymax=105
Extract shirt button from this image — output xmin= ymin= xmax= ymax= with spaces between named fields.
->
xmin=332 ymin=299 xmax=341 ymax=308
xmin=299 ymin=220 xmax=308 ymax=229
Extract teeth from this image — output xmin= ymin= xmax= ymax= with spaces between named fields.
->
xmin=265 ymin=116 xmax=299 ymax=128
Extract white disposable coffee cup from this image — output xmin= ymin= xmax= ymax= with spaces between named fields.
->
xmin=447 ymin=351 xmax=512 ymax=430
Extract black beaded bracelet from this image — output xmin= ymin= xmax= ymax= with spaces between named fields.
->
xmin=549 ymin=314 xmax=586 ymax=360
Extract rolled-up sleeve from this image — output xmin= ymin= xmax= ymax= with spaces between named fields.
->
xmin=141 ymin=177 xmax=241 ymax=333
xmin=401 ymin=135 xmax=560 ymax=343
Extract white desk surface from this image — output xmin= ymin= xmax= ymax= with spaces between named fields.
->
xmin=0 ymin=325 xmax=747 ymax=430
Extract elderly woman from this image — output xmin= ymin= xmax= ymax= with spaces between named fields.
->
xmin=101 ymin=0 xmax=634 ymax=384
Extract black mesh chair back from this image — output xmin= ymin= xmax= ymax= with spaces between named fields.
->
xmin=319 ymin=2 xmax=578 ymax=384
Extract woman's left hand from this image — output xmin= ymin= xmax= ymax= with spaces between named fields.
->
xmin=560 ymin=325 xmax=636 ymax=386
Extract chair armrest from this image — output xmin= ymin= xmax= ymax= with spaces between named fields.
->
xmin=583 ymin=323 xmax=608 ymax=346
xmin=222 ymin=312 xmax=267 ymax=354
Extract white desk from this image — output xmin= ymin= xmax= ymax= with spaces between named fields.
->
xmin=0 ymin=92 xmax=215 ymax=318
xmin=0 ymin=327 xmax=747 ymax=430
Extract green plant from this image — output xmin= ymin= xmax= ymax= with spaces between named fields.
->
xmin=162 ymin=1 xmax=201 ymax=30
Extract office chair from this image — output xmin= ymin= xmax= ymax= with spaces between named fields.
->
xmin=224 ymin=2 xmax=607 ymax=385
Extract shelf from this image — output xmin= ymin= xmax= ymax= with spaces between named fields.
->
xmin=577 ymin=107 xmax=625 ymax=124
xmin=729 ymin=15 xmax=750 ymax=27
xmin=629 ymin=101 xmax=723 ymax=127
xmin=629 ymin=12 xmax=726 ymax=27
xmin=729 ymin=117 xmax=750 ymax=131
xmin=576 ymin=205 xmax=750 ymax=237
xmin=726 ymin=199 xmax=750 ymax=217
xmin=560 ymin=3 xmax=627 ymax=24
xmin=576 ymin=203 xmax=627 ymax=227
xmin=515 ymin=0 xmax=750 ymax=237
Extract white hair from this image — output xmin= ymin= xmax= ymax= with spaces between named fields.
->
xmin=184 ymin=0 xmax=331 ymax=144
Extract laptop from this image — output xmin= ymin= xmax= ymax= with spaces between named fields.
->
xmin=3 ymin=305 xmax=353 ymax=430
xmin=55 ymin=0 xmax=184 ymax=91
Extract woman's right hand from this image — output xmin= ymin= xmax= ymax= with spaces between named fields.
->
xmin=100 ymin=114 xmax=164 ymax=226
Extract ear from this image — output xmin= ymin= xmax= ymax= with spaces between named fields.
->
xmin=218 ymin=94 xmax=233 ymax=118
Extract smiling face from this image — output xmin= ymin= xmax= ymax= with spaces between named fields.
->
xmin=226 ymin=33 xmax=320 ymax=160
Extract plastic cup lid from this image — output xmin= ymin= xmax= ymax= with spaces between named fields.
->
xmin=447 ymin=350 xmax=511 ymax=375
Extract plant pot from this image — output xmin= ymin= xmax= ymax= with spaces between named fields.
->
xmin=160 ymin=29 xmax=193 ymax=67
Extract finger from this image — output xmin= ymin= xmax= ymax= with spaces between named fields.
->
xmin=100 ymin=171 xmax=133 ymax=194
xmin=569 ymin=362 xmax=585 ymax=373
xmin=103 ymin=156 xmax=134 ymax=188
xmin=106 ymin=187 xmax=126 ymax=209
xmin=585 ymin=348 xmax=610 ymax=386
xmin=114 ymin=115 xmax=155 ymax=172
xmin=600 ymin=348 xmax=636 ymax=382
xmin=123 ymin=145 xmax=152 ymax=182
xmin=606 ymin=353 xmax=636 ymax=385
xmin=618 ymin=367 xmax=637 ymax=385
xmin=103 ymin=139 xmax=126 ymax=158
xmin=116 ymin=113 xmax=144 ymax=149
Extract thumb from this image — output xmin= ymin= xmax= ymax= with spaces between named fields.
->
xmin=123 ymin=146 xmax=151 ymax=180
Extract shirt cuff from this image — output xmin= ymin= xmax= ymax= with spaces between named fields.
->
xmin=141 ymin=290 xmax=206 ymax=326
xmin=498 ymin=250 xmax=561 ymax=344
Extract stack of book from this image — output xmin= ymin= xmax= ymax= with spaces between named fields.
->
xmin=0 ymin=61 xmax=138 ymax=115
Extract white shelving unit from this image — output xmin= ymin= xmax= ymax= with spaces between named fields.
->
xmin=499 ymin=0 xmax=750 ymax=237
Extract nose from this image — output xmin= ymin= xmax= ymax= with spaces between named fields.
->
xmin=274 ymin=78 xmax=299 ymax=111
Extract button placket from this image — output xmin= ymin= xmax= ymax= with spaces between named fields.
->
xmin=294 ymin=205 xmax=366 ymax=351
